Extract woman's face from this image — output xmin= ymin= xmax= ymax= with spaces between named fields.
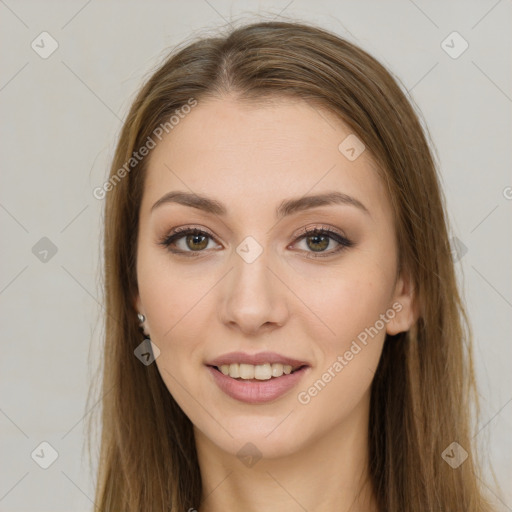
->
xmin=135 ymin=96 xmax=416 ymax=459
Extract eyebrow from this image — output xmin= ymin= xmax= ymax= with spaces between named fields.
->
xmin=151 ymin=190 xmax=370 ymax=219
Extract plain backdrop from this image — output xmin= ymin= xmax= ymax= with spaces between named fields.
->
xmin=0 ymin=1 xmax=511 ymax=511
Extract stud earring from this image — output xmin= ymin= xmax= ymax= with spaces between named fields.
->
xmin=137 ymin=312 xmax=150 ymax=339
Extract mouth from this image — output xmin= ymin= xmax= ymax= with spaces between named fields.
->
xmin=209 ymin=362 xmax=308 ymax=381
xmin=206 ymin=355 xmax=311 ymax=404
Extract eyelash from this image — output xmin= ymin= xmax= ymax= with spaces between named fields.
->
xmin=157 ymin=224 xmax=354 ymax=259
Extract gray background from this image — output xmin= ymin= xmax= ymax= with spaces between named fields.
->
xmin=0 ymin=1 xmax=511 ymax=510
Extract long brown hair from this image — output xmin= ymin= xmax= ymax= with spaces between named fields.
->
xmin=90 ymin=19 xmax=495 ymax=511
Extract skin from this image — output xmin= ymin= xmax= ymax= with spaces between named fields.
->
xmin=134 ymin=96 xmax=417 ymax=512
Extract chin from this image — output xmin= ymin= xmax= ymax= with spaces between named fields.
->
xmin=193 ymin=412 xmax=317 ymax=462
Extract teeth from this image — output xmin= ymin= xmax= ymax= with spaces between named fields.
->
xmin=239 ymin=363 xmax=254 ymax=379
xmin=271 ymin=363 xmax=283 ymax=377
xmin=254 ymin=363 xmax=271 ymax=380
xmin=218 ymin=363 xmax=297 ymax=380
xmin=229 ymin=363 xmax=239 ymax=378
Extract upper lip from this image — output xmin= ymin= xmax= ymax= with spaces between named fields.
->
xmin=207 ymin=351 xmax=310 ymax=370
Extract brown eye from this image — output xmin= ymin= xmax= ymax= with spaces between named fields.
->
xmin=293 ymin=227 xmax=354 ymax=258
xmin=158 ymin=225 xmax=354 ymax=259
xmin=159 ymin=228 xmax=218 ymax=255
xmin=305 ymin=233 xmax=330 ymax=252
xmin=184 ymin=233 xmax=209 ymax=251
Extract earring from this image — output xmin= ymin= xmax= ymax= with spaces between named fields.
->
xmin=137 ymin=312 xmax=150 ymax=339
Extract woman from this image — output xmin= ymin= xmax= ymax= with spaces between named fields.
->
xmin=92 ymin=20 xmax=495 ymax=511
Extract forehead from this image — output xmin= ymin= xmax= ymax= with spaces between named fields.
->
xmin=141 ymin=96 xmax=391 ymax=224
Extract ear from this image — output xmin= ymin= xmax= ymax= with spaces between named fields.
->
xmin=134 ymin=293 xmax=142 ymax=315
xmin=386 ymin=268 xmax=420 ymax=336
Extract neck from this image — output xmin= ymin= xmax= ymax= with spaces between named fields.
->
xmin=194 ymin=395 xmax=379 ymax=512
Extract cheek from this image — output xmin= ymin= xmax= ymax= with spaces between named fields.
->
xmin=136 ymin=248 xmax=212 ymax=382
xmin=289 ymin=283 xmax=388 ymax=436
xmin=288 ymin=261 xmax=394 ymax=409
xmin=289 ymin=258 xmax=395 ymax=350
xmin=137 ymin=240 xmax=211 ymax=332
xmin=138 ymin=260 xmax=214 ymax=412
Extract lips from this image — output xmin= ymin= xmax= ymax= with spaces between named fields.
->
xmin=206 ymin=351 xmax=311 ymax=404
xmin=207 ymin=351 xmax=309 ymax=369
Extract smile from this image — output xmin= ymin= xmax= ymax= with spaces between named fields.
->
xmin=216 ymin=362 xmax=304 ymax=380
xmin=207 ymin=364 xmax=310 ymax=404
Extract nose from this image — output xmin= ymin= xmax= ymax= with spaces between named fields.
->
xmin=218 ymin=246 xmax=290 ymax=336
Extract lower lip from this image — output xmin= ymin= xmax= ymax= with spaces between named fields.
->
xmin=207 ymin=365 xmax=309 ymax=404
